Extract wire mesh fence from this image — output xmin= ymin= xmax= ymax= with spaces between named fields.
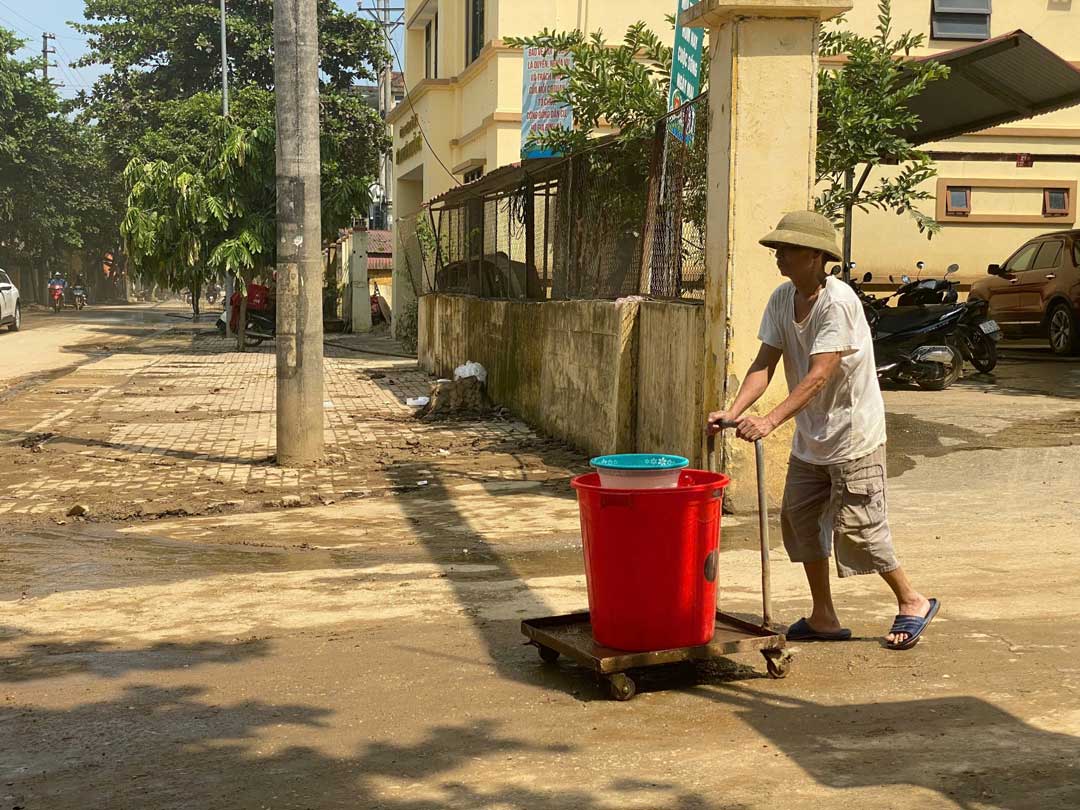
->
xmin=427 ymin=93 xmax=709 ymax=302
xmin=640 ymin=94 xmax=709 ymax=300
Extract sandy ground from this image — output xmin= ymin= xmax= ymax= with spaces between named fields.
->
xmin=1 ymin=331 xmax=1079 ymax=809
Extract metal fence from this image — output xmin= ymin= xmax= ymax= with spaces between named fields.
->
xmin=427 ymin=94 xmax=709 ymax=303
xmin=640 ymin=94 xmax=709 ymax=300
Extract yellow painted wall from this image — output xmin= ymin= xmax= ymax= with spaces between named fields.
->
xmin=394 ymin=0 xmax=674 ymax=221
xmin=832 ymin=1 xmax=1080 ymax=286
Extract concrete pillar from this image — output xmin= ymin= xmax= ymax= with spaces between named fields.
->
xmin=350 ymin=229 xmax=373 ymax=333
xmin=684 ymin=0 xmax=850 ymax=511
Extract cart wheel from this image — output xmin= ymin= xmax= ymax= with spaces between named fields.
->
xmin=607 ymin=673 xmax=637 ymax=701
xmin=763 ymin=649 xmax=792 ymax=680
xmin=537 ymin=645 xmax=560 ymax=664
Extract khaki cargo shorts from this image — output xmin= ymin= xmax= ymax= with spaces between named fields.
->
xmin=780 ymin=444 xmax=899 ymax=578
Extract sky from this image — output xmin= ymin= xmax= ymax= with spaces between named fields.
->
xmin=1 ymin=0 xmax=405 ymax=100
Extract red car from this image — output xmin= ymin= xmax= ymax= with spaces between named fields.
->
xmin=969 ymin=230 xmax=1080 ymax=355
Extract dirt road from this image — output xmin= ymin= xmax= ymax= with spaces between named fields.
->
xmin=0 ymin=302 xmax=191 ymax=388
xmin=1 ymin=333 xmax=1078 ymax=809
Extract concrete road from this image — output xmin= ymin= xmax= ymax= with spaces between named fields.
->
xmin=1 ymin=332 xmax=1079 ymax=809
xmin=0 ymin=302 xmax=197 ymax=386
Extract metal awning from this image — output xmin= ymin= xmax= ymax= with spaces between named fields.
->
xmin=427 ymin=157 xmax=568 ymax=208
xmin=905 ymin=30 xmax=1080 ymax=144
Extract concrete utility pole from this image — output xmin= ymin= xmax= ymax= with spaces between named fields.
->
xmin=220 ymin=0 xmax=234 ymax=337
xmin=219 ymin=0 xmax=230 ymax=117
xmin=380 ymin=0 xmax=394 ymax=224
xmin=274 ymin=0 xmax=325 ymax=466
xmin=40 ymin=33 xmax=57 ymax=84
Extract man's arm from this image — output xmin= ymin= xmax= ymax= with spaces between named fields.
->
xmin=705 ymin=342 xmax=782 ymax=435
xmin=735 ymin=351 xmax=842 ymax=441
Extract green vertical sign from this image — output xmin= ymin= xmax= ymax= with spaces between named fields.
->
xmin=667 ymin=0 xmax=704 ymax=143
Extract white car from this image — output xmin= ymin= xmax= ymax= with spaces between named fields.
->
xmin=0 ymin=269 xmax=21 ymax=332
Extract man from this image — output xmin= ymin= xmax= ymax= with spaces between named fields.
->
xmin=706 ymin=210 xmax=938 ymax=650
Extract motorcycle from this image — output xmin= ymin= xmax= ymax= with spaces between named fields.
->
xmin=215 ymin=283 xmax=275 ymax=345
xmin=843 ymin=270 xmax=974 ymax=391
xmin=891 ymin=261 xmax=960 ymax=306
xmin=72 ymin=285 xmax=87 ymax=311
xmin=889 ymin=262 xmax=1000 ymax=373
xmin=48 ymin=284 xmax=64 ymax=313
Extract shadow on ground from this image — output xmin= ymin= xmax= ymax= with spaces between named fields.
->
xmin=1 ymin=685 xmax=732 ymax=809
xmin=696 ymin=684 xmax=1080 ymax=810
xmin=0 ymin=638 xmax=271 ymax=683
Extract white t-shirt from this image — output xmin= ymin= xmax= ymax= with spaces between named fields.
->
xmin=757 ymin=276 xmax=886 ymax=465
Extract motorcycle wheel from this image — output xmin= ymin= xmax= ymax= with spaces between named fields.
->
xmin=968 ymin=332 xmax=997 ymax=373
xmin=916 ymin=346 xmax=963 ymax=391
xmin=244 ymin=321 xmax=266 ymax=346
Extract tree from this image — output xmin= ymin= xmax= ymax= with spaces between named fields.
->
xmin=121 ymin=86 xmax=373 ymax=343
xmin=816 ymin=0 xmax=950 ymax=273
xmin=73 ymin=0 xmax=388 ymax=302
xmin=507 ymin=4 xmax=948 ymax=272
xmin=505 ymin=22 xmax=674 ymax=157
xmin=0 ymin=29 xmax=111 ymax=299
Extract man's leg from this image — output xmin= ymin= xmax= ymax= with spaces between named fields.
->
xmin=879 ymin=567 xmax=932 ymax=646
xmin=803 ymin=558 xmax=843 ymax=633
xmin=781 ymin=456 xmax=840 ymax=633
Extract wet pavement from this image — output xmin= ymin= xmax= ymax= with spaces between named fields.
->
xmin=1 ymin=332 xmax=1079 ymax=808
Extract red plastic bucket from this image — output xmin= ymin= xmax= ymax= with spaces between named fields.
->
xmin=571 ymin=469 xmax=730 ymax=652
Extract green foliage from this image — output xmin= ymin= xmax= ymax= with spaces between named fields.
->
xmin=74 ymin=0 xmax=389 ymax=285
xmin=0 ymin=28 xmax=111 ymax=269
xmin=121 ymin=87 xmax=377 ymax=299
xmin=816 ymin=0 xmax=950 ymax=241
xmin=505 ymin=21 xmax=675 ymax=156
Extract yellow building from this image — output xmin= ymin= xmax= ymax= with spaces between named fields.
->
xmin=388 ymin=0 xmax=672 ymax=329
xmin=835 ymin=1 xmax=1080 ymax=284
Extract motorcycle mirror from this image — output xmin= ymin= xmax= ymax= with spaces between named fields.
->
xmin=889 ymin=275 xmax=895 ymax=283
xmin=916 ymin=261 xmax=925 ymax=270
xmin=946 ymin=263 xmax=959 ymax=275
xmin=862 ymin=272 xmax=873 ymax=283
xmin=830 ymin=265 xmax=841 ymax=276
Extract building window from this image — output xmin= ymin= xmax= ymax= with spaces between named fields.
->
xmin=945 ymin=186 xmax=971 ymax=216
xmin=467 ymin=0 xmax=485 ymax=65
xmin=464 ymin=168 xmax=483 ymax=184
xmin=1045 ymin=188 xmax=1069 ymax=216
xmin=931 ymin=0 xmax=991 ymax=42
xmin=425 ymin=21 xmax=433 ymax=78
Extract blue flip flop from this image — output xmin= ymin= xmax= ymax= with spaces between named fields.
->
xmin=786 ymin=617 xmax=853 ymax=642
xmin=886 ymin=598 xmax=940 ymax=650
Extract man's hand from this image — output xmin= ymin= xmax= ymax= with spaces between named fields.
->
xmin=735 ymin=414 xmax=777 ymax=442
xmin=705 ymin=410 xmax=739 ymax=435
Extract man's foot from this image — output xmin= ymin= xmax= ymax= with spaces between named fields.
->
xmin=885 ymin=596 xmax=938 ymax=649
xmin=786 ymin=617 xmax=852 ymax=642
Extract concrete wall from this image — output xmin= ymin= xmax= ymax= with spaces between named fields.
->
xmin=636 ymin=301 xmax=706 ymax=468
xmin=419 ymin=294 xmax=705 ymax=463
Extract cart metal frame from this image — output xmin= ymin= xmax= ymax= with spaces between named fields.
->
xmin=521 ymin=439 xmax=791 ymax=701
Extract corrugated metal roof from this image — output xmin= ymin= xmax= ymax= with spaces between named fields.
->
xmin=906 ymin=30 xmax=1080 ymax=144
xmin=426 ymin=156 xmax=570 ymax=208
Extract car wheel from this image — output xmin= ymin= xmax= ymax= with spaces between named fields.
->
xmin=1048 ymin=303 xmax=1079 ymax=356
xmin=8 ymin=303 xmax=19 ymax=332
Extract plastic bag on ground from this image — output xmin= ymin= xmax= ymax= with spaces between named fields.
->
xmin=453 ymin=361 xmax=488 ymax=384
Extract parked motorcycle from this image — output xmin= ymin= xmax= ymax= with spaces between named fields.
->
xmin=215 ymin=284 xmax=275 ymax=345
xmin=844 ymin=270 xmax=970 ymax=391
xmin=72 ymin=285 xmax=87 ymax=311
xmin=891 ymin=261 xmax=960 ymax=306
xmin=887 ymin=262 xmax=1000 ymax=373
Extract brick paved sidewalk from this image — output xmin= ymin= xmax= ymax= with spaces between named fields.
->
xmin=0 ymin=328 xmax=581 ymax=524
